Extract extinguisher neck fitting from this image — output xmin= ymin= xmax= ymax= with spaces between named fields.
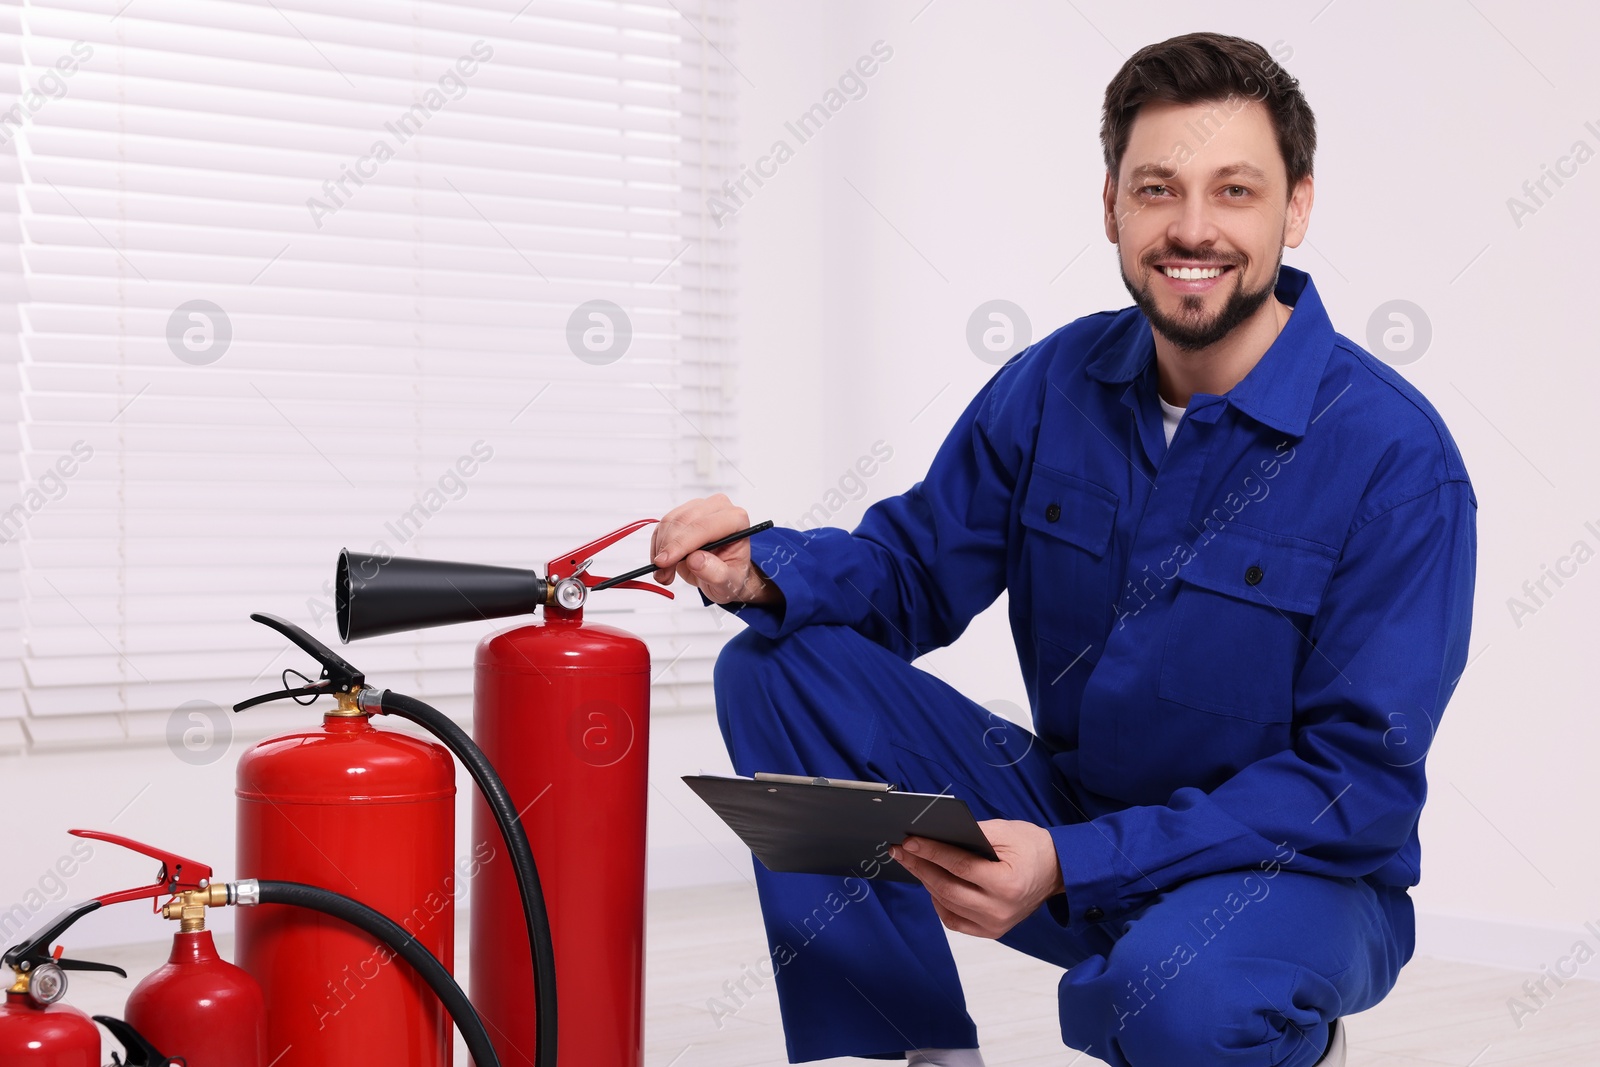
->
xmin=159 ymin=884 xmax=229 ymax=931
xmin=546 ymin=603 xmax=583 ymax=625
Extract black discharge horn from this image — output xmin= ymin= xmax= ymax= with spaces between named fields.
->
xmin=336 ymin=548 xmax=551 ymax=643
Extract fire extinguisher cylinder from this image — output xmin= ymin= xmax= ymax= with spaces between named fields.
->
xmin=233 ymin=879 xmax=501 ymax=1067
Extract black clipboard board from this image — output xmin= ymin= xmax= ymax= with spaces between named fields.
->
xmin=683 ymin=772 xmax=999 ymax=883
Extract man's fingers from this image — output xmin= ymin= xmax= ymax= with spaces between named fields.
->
xmin=681 ymin=549 xmax=758 ymax=602
xmin=650 ymin=495 xmax=753 ymax=589
xmin=928 ymin=896 xmax=985 ymax=938
xmin=652 ymin=495 xmax=747 ymax=569
xmin=901 ymin=835 xmax=979 ymax=880
xmin=920 ymin=873 xmax=999 ymax=936
xmin=650 ymin=500 xmax=698 ymax=561
xmin=896 ymin=845 xmax=1017 ymax=939
xmin=893 ymin=845 xmax=987 ymax=911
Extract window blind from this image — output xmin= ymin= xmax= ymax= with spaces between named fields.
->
xmin=3 ymin=0 xmax=739 ymax=753
xmin=0 ymin=2 xmax=24 ymax=752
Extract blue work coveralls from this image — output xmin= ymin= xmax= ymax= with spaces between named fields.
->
xmin=713 ymin=265 xmax=1478 ymax=1065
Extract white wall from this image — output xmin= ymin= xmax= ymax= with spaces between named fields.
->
xmin=721 ymin=0 xmax=1600 ymax=972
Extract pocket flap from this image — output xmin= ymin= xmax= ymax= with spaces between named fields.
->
xmin=1021 ymin=464 xmax=1118 ymax=558
xmin=1177 ymin=523 xmax=1337 ymax=616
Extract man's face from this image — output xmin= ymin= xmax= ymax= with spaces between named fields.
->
xmin=1102 ymin=97 xmax=1312 ymax=350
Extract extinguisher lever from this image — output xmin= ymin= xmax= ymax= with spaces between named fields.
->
xmin=4 ymin=830 xmax=217 ymax=980
xmin=2 ymin=899 xmax=129 ymax=982
xmin=96 ymin=1015 xmax=176 ymax=1067
xmin=2 ymin=899 xmax=104 ymax=971
xmin=545 ymin=518 xmax=675 ymax=606
xmin=55 ymin=956 xmax=130 ymax=976
xmin=70 ymin=828 xmax=215 ymax=905
xmin=233 ymin=612 xmax=366 ymax=712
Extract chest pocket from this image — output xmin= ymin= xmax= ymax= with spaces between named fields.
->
xmin=1020 ymin=463 xmax=1119 ymax=664
xmin=1158 ymin=522 xmax=1338 ymax=723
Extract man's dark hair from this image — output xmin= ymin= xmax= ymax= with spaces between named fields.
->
xmin=1100 ymin=32 xmax=1316 ymax=193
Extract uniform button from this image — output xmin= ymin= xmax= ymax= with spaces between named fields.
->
xmin=1084 ymin=906 xmax=1105 ymax=922
xmin=1045 ymin=503 xmax=1061 ymax=523
xmin=1245 ymin=564 xmax=1264 ymax=585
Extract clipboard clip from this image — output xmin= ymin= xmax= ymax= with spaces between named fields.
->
xmin=753 ymin=772 xmax=895 ymax=792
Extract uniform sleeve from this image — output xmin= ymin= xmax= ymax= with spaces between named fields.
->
xmin=1049 ymin=478 xmax=1478 ymax=924
xmin=724 ymin=354 xmax=1042 ymax=661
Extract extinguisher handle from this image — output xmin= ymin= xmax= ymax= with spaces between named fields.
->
xmin=56 ymin=956 xmax=130 ymax=976
xmin=70 ymin=828 xmax=215 ymax=902
xmin=95 ymin=1015 xmax=176 ymax=1066
xmin=1 ymin=899 xmax=128 ymax=978
xmin=234 ymin=612 xmax=365 ymax=711
xmin=547 ymin=518 xmax=660 ymax=580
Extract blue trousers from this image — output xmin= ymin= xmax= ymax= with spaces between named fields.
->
xmin=712 ymin=624 xmax=1413 ymax=1066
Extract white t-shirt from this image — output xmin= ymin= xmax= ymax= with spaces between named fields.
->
xmin=1158 ymin=393 xmax=1186 ymax=445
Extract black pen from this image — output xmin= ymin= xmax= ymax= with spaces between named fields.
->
xmin=592 ymin=520 xmax=775 ymax=591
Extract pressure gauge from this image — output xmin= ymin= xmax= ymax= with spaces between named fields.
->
xmin=554 ymin=577 xmax=587 ymax=611
xmin=27 ymin=961 xmax=67 ymax=1006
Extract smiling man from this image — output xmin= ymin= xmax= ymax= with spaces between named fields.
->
xmin=651 ymin=32 xmax=1476 ymax=1067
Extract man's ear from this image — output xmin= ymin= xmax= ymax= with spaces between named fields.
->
xmin=1282 ymin=174 xmax=1314 ymax=249
xmin=1102 ymin=171 xmax=1120 ymax=244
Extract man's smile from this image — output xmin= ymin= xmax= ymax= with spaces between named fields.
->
xmin=1153 ymin=261 xmax=1237 ymax=294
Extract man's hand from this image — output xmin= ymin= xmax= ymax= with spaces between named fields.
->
xmin=650 ymin=494 xmax=781 ymax=607
xmin=890 ymin=819 xmax=1065 ymax=939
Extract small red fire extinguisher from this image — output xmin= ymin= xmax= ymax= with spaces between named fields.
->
xmin=1 ymin=831 xmax=264 ymax=1066
xmin=5 ymin=822 xmax=507 ymax=1066
xmin=1 ymin=939 xmax=119 ymax=1067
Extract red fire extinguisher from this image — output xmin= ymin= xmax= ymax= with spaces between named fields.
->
xmin=1 ymin=831 xmax=263 ymax=1066
xmin=336 ymin=519 xmax=676 ymax=1067
xmin=79 ymin=830 xmax=266 ymax=1067
xmin=1 ymin=944 xmax=115 ymax=1067
xmin=231 ymin=614 xmax=457 ymax=1067
xmin=0 ymin=996 xmax=175 ymax=1067
xmin=5 ymin=822 xmax=507 ymax=1066
xmin=472 ymin=522 xmax=666 ymax=1067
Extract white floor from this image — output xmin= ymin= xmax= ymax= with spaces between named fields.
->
xmin=54 ymin=882 xmax=1600 ymax=1066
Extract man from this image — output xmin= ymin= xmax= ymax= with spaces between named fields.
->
xmin=650 ymin=31 xmax=1476 ymax=1067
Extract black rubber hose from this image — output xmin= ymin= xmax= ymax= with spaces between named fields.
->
xmin=250 ymin=880 xmax=500 ymax=1067
xmin=375 ymin=690 xmax=558 ymax=1067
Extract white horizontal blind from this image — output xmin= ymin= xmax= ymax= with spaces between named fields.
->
xmin=0 ymin=4 xmax=24 ymax=751
xmin=8 ymin=0 xmax=739 ymax=753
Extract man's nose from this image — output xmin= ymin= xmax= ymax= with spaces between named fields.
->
xmin=1168 ymin=194 xmax=1221 ymax=254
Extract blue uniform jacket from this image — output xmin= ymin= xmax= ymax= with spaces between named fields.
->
xmin=733 ymin=265 xmax=1478 ymax=928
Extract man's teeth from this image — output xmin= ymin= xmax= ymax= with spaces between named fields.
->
xmin=1161 ymin=265 xmax=1226 ymax=279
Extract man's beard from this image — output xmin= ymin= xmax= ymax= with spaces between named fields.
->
xmin=1120 ymin=249 xmax=1281 ymax=351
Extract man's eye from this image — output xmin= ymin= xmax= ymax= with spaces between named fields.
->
xmin=1223 ymin=185 xmax=1249 ymax=197
xmin=1140 ymin=184 xmax=1169 ymax=197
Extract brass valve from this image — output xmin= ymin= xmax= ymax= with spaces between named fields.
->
xmin=328 ymin=689 xmax=367 ymax=717
xmin=160 ymin=885 xmax=230 ymax=933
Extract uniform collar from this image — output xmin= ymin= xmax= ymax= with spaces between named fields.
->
xmin=1084 ymin=264 xmax=1335 ymax=438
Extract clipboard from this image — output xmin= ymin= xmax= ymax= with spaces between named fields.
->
xmin=683 ymin=772 xmax=999 ymax=883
